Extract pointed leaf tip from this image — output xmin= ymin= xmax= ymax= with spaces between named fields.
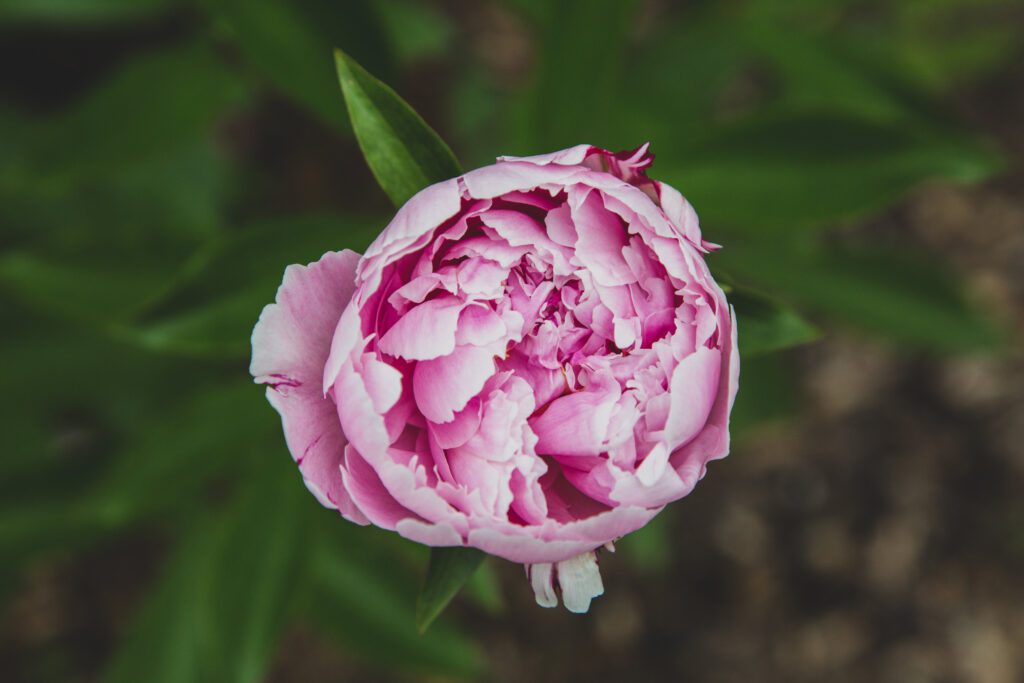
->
xmin=333 ymin=48 xmax=461 ymax=208
xmin=416 ymin=547 xmax=486 ymax=634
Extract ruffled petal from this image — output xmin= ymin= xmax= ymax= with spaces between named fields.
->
xmin=251 ymin=250 xmax=367 ymax=523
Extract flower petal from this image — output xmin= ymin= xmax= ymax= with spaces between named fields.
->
xmin=251 ymin=250 xmax=367 ymax=524
xmin=377 ymin=296 xmax=466 ymax=361
xmin=413 ymin=344 xmax=497 ymax=423
xmin=557 ymin=551 xmax=604 ymax=613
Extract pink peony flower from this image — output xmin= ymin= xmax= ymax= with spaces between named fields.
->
xmin=251 ymin=144 xmax=739 ymax=613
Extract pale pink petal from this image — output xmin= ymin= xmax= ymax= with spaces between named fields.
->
xmin=571 ymin=191 xmax=635 ymax=287
xmin=340 ymin=446 xmax=417 ymax=528
xmin=358 ymin=178 xmax=462 ymax=286
xmin=360 ymin=355 xmax=403 ymax=414
xmin=377 ymin=296 xmax=465 ymax=360
xmin=456 ymin=305 xmax=507 ymax=347
xmin=662 ymin=345 xmax=722 ymax=450
xmin=428 ymin=398 xmax=483 ymax=449
xmin=530 ymin=378 xmax=621 ymax=456
xmin=634 ymin=442 xmax=670 ymax=487
xmin=498 ymin=144 xmax=593 ymax=167
xmin=251 ymin=250 xmax=367 ymax=524
xmin=395 ymin=519 xmax=464 ymax=546
xmin=545 ymin=203 xmax=577 ymax=247
xmin=655 ymin=179 xmax=704 ymax=247
xmin=413 ymin=344 xmax=497 ymax=423
xmin=335 ymin=360 xmax=392 ymax=460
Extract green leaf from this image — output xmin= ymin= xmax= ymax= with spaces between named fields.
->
xmin=618 ymin=18 xmax=748 ymax=154
xmin=463 ymin=559 xmax=504 ymax=615
xmin=334 ymin=48 xmax=462 ymax=206
xmin=618 ymin=512 xmax=672 ymax=573
xmin=0 ymin=44 xmax=240 ymax=266
xmin=0 ymin=378 xmax=272 ymax=564
xmin=715 ymin=235 xmax=1001 ymax=352
xmin=662 ymin=111 xmax=1003 ymax=231
xmin=0 ymin=245 xmax=193 ymax=324
xmin=103 ymin=521 xmax=212 ymax=683
xmin=105 ymin=460 xmax=305 ymax=683
xmin=83 ymin=380 xmax=274 ymax=526
xmin=416 ymin=546 xmax=486 ymax=634
xmin=873 ymin=0 xmax=1022 ymax=91
xmin=202 ymin=0 xmax=392 ymax=130
xmin=726 ymin=285 xmax=820 ymax=357
xmin=125 ymin=214 xmax=382 ymax=358
xmin=199 ymin=461 xmax=306 ymax=683
xmin=729 ymin=352 xmax=800 ymax=437
xmin=307 ymin=526 xmax=485 ymax=677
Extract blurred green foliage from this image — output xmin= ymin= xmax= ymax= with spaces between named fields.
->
xmin=0 ymin=0 xmax=1018 ymax=680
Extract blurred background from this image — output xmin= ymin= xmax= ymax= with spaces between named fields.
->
xmin=1 ymin=0 xmax=1022 ymax=681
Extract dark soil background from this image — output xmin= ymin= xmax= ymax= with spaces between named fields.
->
xmin=2 ymin=2 xmax=1022 ymax=682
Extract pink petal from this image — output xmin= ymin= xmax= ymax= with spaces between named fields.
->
xmin=498 ymin=144 xmax=593 ymax=168
xmin=530 ymin=376 xmax=622 ymax=456
xmin=357 ymin=178 xmax=462 ymax=290
xmin=663 ymin=345 xmax=722 ymax=450
xmin=456 ymin=305 xmax=507 ymax=347
xmin=428 ymin=398 xmax=483 ymax=449
xmin=360 ymin=355 xmax=403 ymax=414
xmin=377 ymin=296 xmax=465 ymax=360
xmin=413 ymin=344 xmax=497 ymax=423
xmin=656 ymin=179 xmax=704 ymax=247
xmin=250 ymin=250 xmax=367 ymax=523
xmin=340 ymin=445 xmax=417 ymax=529
xmin=545 ymin=203 xmax=577 ymax=247
xmin=571 ymin=191 xmax=635 ymax=287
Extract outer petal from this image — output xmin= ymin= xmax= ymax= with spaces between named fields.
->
xmin=466 ymin=504 xmax=659 ymax=564
xmin=251 ymin=250 xmax=367 ymax=524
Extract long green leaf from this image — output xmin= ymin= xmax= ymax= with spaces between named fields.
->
xmin=416 ymin=547 xmax=486 ymax=634
xmin=124 ymin=214 xmax=381 ymax=358
xmin=334 ymin=48 xmax=462 ymax=206
xmin=727 ymin=286 xmax=821 ymax=357
xmin=307 ymin=526 xmax=484 ymax=678
xmin=715 ymin=235 xmax=1001 ymax=351
xmin=663 ymin=111 xmax=1002 ymax=231
xmin=105 ymin=461 xmax=305 ymax=683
